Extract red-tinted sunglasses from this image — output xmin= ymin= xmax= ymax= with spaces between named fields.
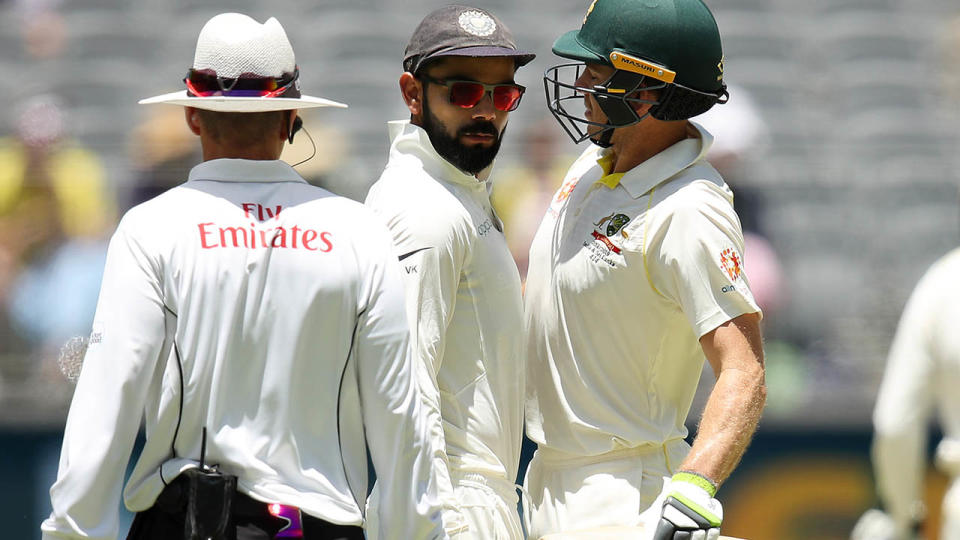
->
xmin=184 ymin=67 xmax=301 ymax=98
xmin=419 ymin=75 xmax=525 ymax=112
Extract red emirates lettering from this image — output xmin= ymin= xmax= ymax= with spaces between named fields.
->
xmin=198 ymin=222 xmax=333 ymax=252
xmin=591 ymin=230 xmax=621 ymax=254
xmin=242 ymin=202 xmax=283 ymax=221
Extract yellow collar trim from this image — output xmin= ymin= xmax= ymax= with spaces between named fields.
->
xmin=594 ymin=152 xmax=623 ymax=188
xmin=596 ymin=172 xmax=625 ymax=189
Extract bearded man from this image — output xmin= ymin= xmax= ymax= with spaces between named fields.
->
xmin=364 ymin=5 xmax=534 ymax=540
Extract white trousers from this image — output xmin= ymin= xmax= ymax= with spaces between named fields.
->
xmin=450 ymin=471 xmax=523 ymax=540
xmin=522 ymin=439 xmax=690 ymax=540
xmin=366 ymin=471 xmax=522 ymax=540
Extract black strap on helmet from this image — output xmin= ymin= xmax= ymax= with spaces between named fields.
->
xmin=650 ymin=82 xmax=728 ymax=121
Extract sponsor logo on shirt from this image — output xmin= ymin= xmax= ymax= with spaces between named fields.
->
xmin=554 ymin=178 xmax=579 ymax=205
xmin=719 ymin=247 xmax=742 ymax=281
xmin=198 ymin=203 xmax=333 ymax=251
xmin=89 ymin=324 xmax=104 ymax=346
xmin=399 ymin=247 xmax=431 ymax=274
xmin=243 ymin=203 xmax=282 ymax=222
xmin=477 ymin=219 xmax=495 ymax=236
xmin=398 ymin=247 xmax=430 ymax=261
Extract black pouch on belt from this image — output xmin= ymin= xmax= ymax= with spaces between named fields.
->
xmin=183 ymin=466 xmax=237 ymax=540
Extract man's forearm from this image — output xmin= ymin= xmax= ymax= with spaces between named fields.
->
xmin=679 ymin=365 xmax=766 ymax=486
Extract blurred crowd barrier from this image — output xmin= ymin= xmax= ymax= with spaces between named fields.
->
xmin=2 ymin=0 xmax=959 ymax=538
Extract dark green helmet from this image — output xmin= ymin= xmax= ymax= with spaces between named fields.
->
xmin=544 ymin=0 xmax=728 ymax=145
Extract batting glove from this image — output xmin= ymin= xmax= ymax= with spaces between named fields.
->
xmin=653 ymin=472 xmax=723 ymax=540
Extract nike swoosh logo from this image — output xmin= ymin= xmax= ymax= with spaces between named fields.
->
xmin=398 ymin=247 xmax=432 ymax=261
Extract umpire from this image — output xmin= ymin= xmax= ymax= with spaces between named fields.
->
xmin=41 ymin=13 xmax=446 ymax=540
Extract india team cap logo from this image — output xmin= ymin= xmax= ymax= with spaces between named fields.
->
xmin=402 ymin=4 xmax=535 ymax=74
xmin=458 ymin=10 xmax=497 ymax=37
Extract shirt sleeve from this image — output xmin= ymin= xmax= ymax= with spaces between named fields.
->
xmin=41 ymin=215 xmax=168 ymax=540
xmin=367 ymin=194 xmax=469 ymax=534
xmin=644 ymin=181 xmax=761 ymax=338
xmin=872 ymin=261 xmax=940 ymax=530
xmin=353 ymin=225 xmax=448 ymax=540
xmin=391 ymin=212 xmax=469 ymax=377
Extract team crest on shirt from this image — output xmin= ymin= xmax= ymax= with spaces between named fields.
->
xmin=596 ymin=212 xmax=631 ymax=237
xmin=585 ymin=212 xmax=631 ymax=267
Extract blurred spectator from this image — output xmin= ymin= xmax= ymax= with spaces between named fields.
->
xmin=14 ymin=0 xmax=66 ymax=60
xmin=0 ymin=95 xmax=114 ymax=366
xmin=851 ymin=247 xmax=960 ymax=540
xmin=278 ymin=116 xmax=352 ymax=196
xmin=492 ymin=120 xmax=576 ymax=280
xmin=126 ymin=107 xmax=200 ymax=208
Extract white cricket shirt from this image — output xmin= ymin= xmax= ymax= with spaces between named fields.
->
xmin=365 ymin=121 xmax=525 ymax=486
xmin=524 ymin=123 xmax=761 ymax=456
xmin=873 ymin=247 xmax=960 ymax=529
xmin=41 ymin=159 xmax=445 ymax=540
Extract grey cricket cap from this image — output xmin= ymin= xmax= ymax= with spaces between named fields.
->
xmin=403 ymin=5 xmax=536 ymax=74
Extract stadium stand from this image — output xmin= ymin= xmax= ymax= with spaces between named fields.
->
xmin=0 ymin=0 xmax=957 ymax=448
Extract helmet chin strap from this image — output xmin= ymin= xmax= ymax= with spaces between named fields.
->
xmin=590 ymin=127 xmax=615 ymax=148
xmin=588 ymin=108 xmax=652 ymax=149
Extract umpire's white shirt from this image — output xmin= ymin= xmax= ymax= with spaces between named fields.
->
xmin=41 ymin=159 xmax=445 ymax=540
xmin=873 ymin=247 xmax=960 ymax=534
xmin=524 ymin=123 xmax=761 ymax=456
xmin=366 ymin=121 xmax=525 ymax=490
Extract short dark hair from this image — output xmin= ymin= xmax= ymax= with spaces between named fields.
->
xmin=195 ymin=110 xmax=288 ymax=147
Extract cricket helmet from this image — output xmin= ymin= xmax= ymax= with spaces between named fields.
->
xmin=544 ymin=0 xmax=728 ymax=146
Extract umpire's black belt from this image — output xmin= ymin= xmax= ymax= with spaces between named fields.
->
xmin=130 ymin=474 xmax=364 ymax=540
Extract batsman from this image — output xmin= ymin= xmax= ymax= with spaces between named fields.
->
xmin=522 ymin=0 xmax=767 ymax=539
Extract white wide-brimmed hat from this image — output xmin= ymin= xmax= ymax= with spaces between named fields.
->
xmin=139 ymin=13 xmax=347 ymax=112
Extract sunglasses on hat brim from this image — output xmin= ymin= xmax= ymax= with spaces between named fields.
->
xmin=184 ymin=67 xmax=301 ymax=98
xmin=419 ymin=74 xmax=525 ymax=112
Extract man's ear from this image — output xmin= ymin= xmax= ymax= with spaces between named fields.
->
xmin=399 ymin=72 xmax=422 ymax=118
xmin=184 ymin=107 xmax=202 ymax=136
xmin=631 ymin=92 xmax=656 ymax=115
xmin=285 ymin=110 xmax=300 ymax=143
